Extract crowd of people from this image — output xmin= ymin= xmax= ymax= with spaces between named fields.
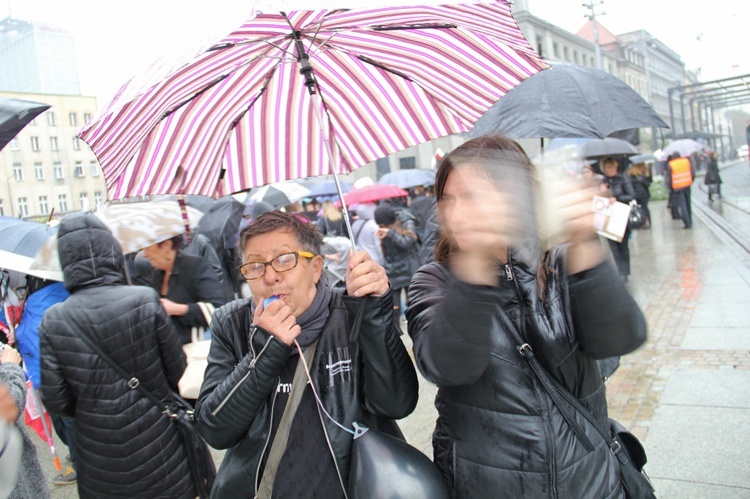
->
xmin=0 ymin=133 xmax=666 ymax=498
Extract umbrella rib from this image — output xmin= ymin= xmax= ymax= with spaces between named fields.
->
xmin=371 ymin=23 xmax=456 ymax=31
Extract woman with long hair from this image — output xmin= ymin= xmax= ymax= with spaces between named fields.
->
xmin=406 ymin=135 xmax=647 ymax=497
xmin=316 ymin=199 xmax=349 ymax=238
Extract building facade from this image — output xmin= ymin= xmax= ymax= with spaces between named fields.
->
xmin=0 ymin=91 xmax=106 ymax=219
xmin=0 ymin=17 xmax=81 ymax=95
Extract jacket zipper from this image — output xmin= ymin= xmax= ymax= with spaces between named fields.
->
xmin=211 ymin=327 xmax=272 ymax=416
xmin=506 ymin=254 xmax=557 ymax=498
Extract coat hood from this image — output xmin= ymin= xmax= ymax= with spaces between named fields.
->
xmin=58 ymin=212 xmax=126 ymax=292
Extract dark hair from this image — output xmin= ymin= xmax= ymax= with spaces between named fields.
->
xmin=433 ymin=135 xmax=536 ymax=265
xmin=238 ymin=210 xmax=322 ymax=263
xmin=602 ymin=156 xmax=618 ymax=166
xmin=374 ymin=205 xmax=397 ymax=226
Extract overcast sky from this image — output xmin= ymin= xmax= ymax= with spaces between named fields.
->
xmin=4 ymin=0 xmax=747 ymax=103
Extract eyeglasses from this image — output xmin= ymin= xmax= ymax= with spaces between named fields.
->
xmin=238 ymin=251 xmax=315 ymax=280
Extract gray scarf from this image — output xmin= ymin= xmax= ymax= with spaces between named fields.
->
xmin=294 ymin=279 xmax=332 ymax=347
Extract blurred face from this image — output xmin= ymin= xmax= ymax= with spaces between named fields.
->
xmin=141 ymin=240 xmax=176 ymax=271
xmin=603 ymin=161 xmax=618 ymax=178
xmin=243 ymin=228 xmax=323 ymax=317
xmin=439 ymin=163 xmax=515 ymax=253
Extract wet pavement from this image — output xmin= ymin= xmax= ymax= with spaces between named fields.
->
xmin=30 ymin=159 xmax=750 ymax=497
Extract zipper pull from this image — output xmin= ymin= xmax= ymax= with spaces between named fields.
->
xmin=504 ymin=264 xmax=514 ymax=281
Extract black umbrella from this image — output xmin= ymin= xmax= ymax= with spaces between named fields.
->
xmin=471 ymin=64 xmax=668 ymax=139
xmin=0 ymin=98 xmax=51 ymax=150
xmin=579 ymin=138 xmax=639 ymax=158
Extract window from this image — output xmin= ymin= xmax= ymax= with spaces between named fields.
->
xmin=94 ymin=191 xmax=103 ymax=208
xmin=30 ymin=136 xmax=40 ymax=151
xmin=47 ymin=112 xmax=56 ymax=126
xmin=553 ymin=42 xmax=560 ymax=58
xmin=69 ymin=113 xmax=78 ymax=126
xmin=39 ymin=195 xmax=49 ymax=214
xmin=54 ymin=162 xmax=64 ymax=179
xmin=74 ymin=161 xmax=84 ymax=177
xmin=79 ymin=192 xmax=89 ymax=210
xmin=58 ymin=194 xmax=68 ymax=213
xmin=8 ymin=138 xmax=19 ymax=150
xmin=90 ymin=160 xmax=100 ymax=176
xmin=12 ymin=163 xmax=23 ymax=181
xmin=563 ymin=47 xmax=569 ymax=61
xmin=399 ymin=156 xmax=416 ymax=169
xmin=34 ymin=163 xmax=44 ymax=180
xmin=573 ymin=50 xmax=579 ymax=64
xmin=535 ymin=36 xmax=544 ymax=58
xmin=0 ymin=200 xmax=3 ymax=216
xmin=72 ymin=136 xmax=81 ymax=150
xmin=50 ymin=136 xmax=58 ymax=150
xmin=18 ymin=197 xmax=28 ymax=217
xmin=83 ymin=113 xmax=92 ymax=123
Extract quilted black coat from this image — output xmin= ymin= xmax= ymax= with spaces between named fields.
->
xmin=39 ymin=213 xmax=195 ymax=498
xmin=407 ymin=249 xmax=647 ymax=498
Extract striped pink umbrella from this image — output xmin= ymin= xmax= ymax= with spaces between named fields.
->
xmin=79 ymin=0 xmax=545 ymax=201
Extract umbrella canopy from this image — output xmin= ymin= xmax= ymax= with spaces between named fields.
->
xmin=195 ymin=196 xmax=245 ymax=250
xmin=32 ymin=200 xmax=205 ymax=276
xmin=0 ymin=217 xmax=57 ymax=258
xmin=0 ymin=98 xmax=51 ymax=151
xmin=0 ymin=250 xmax=63 ymax=281
xmin=247 ymin=181 xmax=311 ymax=208
xmin=78 ymin=0 xmax=545 ymax=199
xmin=579 ymin=138 xmax=639 ymax=158
xmin=471 ymin=63 xmax=668 ymax=139
xmin=661 ymin=139 xmax=704 ymax=158
xmin=308 ymin=179 xmax=352 ymax=199
xmin=629 ymin=153 xmax=657 ymax=164
xmin=340 ymin=184 xmax=409 ymax=206
xmin=0 ymin=217 xmax=61 ymax=280
xmin=377 ymin=169 xmax=436 ymax=188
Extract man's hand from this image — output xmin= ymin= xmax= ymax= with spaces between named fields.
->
xmin=253 ymin=299 xmax=300 ymax=346
xmin=160 ymin=298 xmax=189 ymax=316
xmin=0 ymin=345 xmax=21 ymax=365
xmin=346 ymin=250 xmax=389 ymax=298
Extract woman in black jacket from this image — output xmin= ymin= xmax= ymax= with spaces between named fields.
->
xmin=627 ymin=161 xmax=653 ymax=228
xmin=406 ymin=135 xmax=647 ymax=498
xmin=602 ymin=156 xmax=636 ymax=281
xmin=374 ymin=204 xmax=420 ymax=327
xmin=137 ymin=235 xmax=231 ymax=344
xmin=39 ymin=213 xmax=195 ymax=498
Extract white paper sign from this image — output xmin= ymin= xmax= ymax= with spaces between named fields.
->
xmin=592 ymin=196 xmax=631 ymax=242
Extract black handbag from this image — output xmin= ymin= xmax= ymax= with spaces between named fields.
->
xmin=628 ymin=200 xmax=646 ymax=229
xmin=496 ymin=308 xmax=656 ymax=499
xmin=73 ymin=327 xmax=216 ymax=498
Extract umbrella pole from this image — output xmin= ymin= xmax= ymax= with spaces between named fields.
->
xmin=309 ymin=90 xmax=356 ymax=251
xmin=293 ymin=32 xmax=356 ymax=251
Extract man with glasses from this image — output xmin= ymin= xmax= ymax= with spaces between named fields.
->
xmin=194 ymin=211 xmax=418 ymax=498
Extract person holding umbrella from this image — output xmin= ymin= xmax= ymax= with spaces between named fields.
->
xmin=194 ymin=211 xmax=418 ymax=498
xmin=626 ymin=161 xmax=653 ymax=229
xmin=406 ymin=135 xmax=647 ymax=498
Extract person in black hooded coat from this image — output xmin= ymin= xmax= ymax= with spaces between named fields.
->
xmin=39 ymin=213 xmax=196 ymax=498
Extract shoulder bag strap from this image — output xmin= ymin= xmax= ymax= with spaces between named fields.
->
xmin=496 ymin=306 xmax=629 ymax=462
xmin=69 ymin=320 xmax=169 ymax=413
xmin=256 ymin=338 xmax=319 ymax=499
